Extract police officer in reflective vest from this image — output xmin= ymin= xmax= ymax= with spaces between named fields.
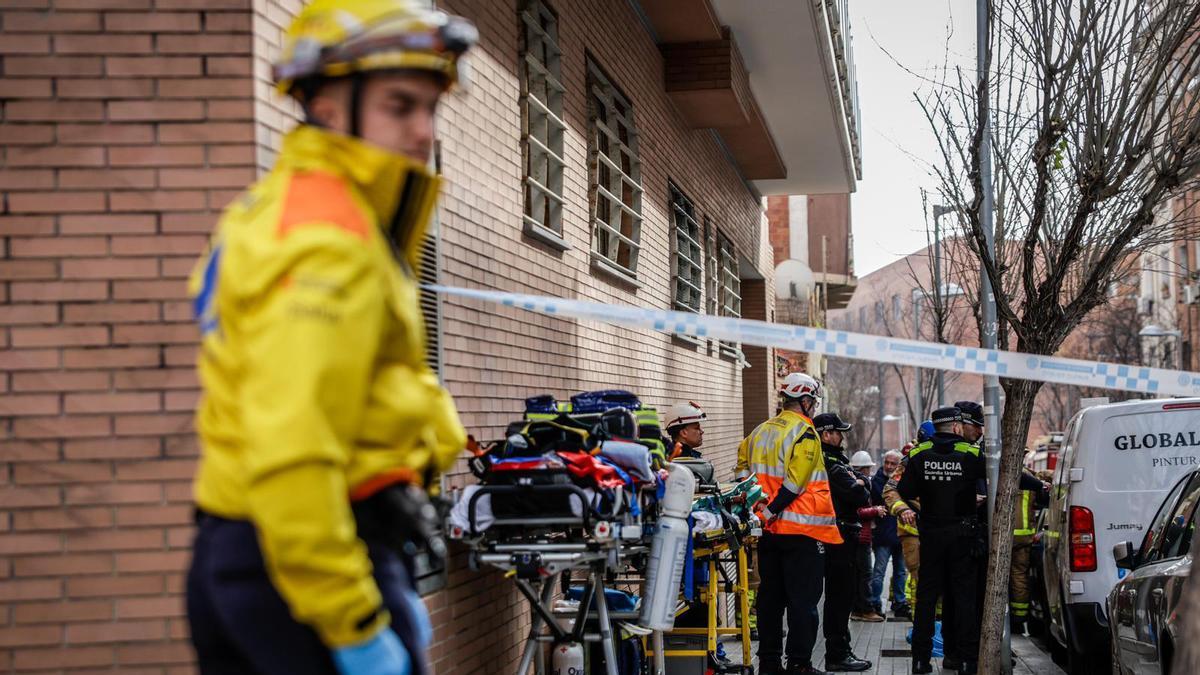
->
xmin=736 ymin=373 xmax=841 ymax=675
xmin=185 ymin=3 xmax=475 ymax=674
xmin=896 ymin=407 xmax=987 ymax=675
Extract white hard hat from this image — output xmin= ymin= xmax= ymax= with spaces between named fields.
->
xmin=665 ymin=401 xmax=706 ymax=430
xmin=779 ymin=373 xmax=822 ymax=400
xmin=850 ymin=450 xmax=875 ymax=468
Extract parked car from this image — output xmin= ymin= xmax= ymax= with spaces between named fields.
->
xmin=1107 ymin=469 xmax=1200 ymax=674
xmin=1042 ymin=398 xmax=1200 ymax=675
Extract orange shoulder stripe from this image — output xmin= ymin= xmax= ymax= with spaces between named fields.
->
xmin=277 ymin=171 xmax=370 ymax=241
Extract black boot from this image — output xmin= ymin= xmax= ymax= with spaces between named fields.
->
xmin=960 ymin=661 xmax=978 ymax=675
xmin=759 ymin=657 xmax=785 ymax=675
xmin=911 ymin=658 xmax=933 ymax=674
xmin=825 ymin=654 xmax=871 ymax=672
xmin=786 ymin=663 xmax=829 ymax=674
xmin=1010 ymin=614 xmax=1027 ymax=636
xmin=942 ymin=655 xmax=963 ymax=670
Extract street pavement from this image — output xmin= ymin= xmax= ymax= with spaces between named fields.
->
xmin=722 ymin=616 xmax=1065 ymax=674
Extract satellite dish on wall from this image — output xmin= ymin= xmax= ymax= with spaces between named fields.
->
xmin=775 ymin=259 xmax=815 ymax=300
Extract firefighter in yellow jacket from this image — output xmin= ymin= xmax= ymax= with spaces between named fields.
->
xmin=184 ymin=3 xmax=476 ymax=675
xmin=736 ymin=373 xmax=841 ymax=675
xmin=1010 ymin=468 xmax=1042 ymax=635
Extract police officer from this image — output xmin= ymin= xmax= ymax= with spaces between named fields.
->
xmin=948 ymin=401 xmax=1047 ymax=661
xmin=185 ymin=3 xmax=475 ymax=674
xmin=813 ymin=413 xmax=872 ymax=673
xmin=896 ymin=407 xmax=987 ymax=675
xmin=737 ymin=373 xmax=841 ymax=675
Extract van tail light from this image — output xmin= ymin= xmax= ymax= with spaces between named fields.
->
xmin=1069 ymin=505 xmax=1098 ymax=572
xmin=1163 ymin=402 xmax=1200 ymax=410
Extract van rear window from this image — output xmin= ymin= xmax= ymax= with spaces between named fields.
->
xmin=1097 ymin=411 xmax=1200 ymax=492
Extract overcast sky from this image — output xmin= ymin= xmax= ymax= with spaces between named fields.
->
xmin=848 ymin=1 xmax=976 ymax=276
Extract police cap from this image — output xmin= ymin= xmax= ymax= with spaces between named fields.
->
xmin=930 ymin=406 xmax=963 ymax=425
xmin=812 ymin=412 xmax=853 ymax=433
xmin=955 ymin=401 xmax=985 ymax=427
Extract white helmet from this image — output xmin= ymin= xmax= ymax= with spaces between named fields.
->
xmin=850 ymin=450 xmax=875 ymax=468
xmin=779 ymin=373 xmax=822 ymax=401
xmin=665 ymin=401 xmax=707 ymax=430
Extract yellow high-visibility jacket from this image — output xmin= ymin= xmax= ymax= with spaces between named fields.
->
xmin=188 ymin=125 xmax=465 ymax=648
xmin=735 ymin=410 xmax=841 ymax=543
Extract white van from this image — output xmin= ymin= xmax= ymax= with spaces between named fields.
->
xmin=1042 ymin=398 xmax=1200 ymax=674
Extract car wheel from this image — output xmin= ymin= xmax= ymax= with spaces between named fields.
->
xmin=1049 ymin=635 xmax=1068 ymax=668
xmin=1110 ymin=632 xmax=1122 ymax=675
xmin=1062 ymin=603 xmax=1111 ymax=675
xmin=1159 ymin=634 xmax=1173 ymax=675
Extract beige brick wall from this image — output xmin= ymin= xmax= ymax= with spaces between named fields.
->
xmin=0 ymin=0 xmax=772 ymax=672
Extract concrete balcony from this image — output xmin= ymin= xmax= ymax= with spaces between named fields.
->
xmin=639 ymin=0 xmax=862 ymax=194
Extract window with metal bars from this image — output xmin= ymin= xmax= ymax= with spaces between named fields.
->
xmin=716 ymin=231 xmax=745 ymax=363
xmin=670 ymin=184 xmax=703 ymax=313
xmin=718 ymin=234 xmax=742 ymax=319
xmin=587 ymin=59 xmax=643 ymax=280
xmin=519 ymin=0 xmax=566 ymax=246
xmin=705 ymin=220 xmax=719 ymax=317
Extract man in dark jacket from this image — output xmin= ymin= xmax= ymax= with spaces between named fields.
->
xmin=814 ymin=413 xmax=872 ymax=673
xmin=869 ymin=449 xmax=908 ymax=618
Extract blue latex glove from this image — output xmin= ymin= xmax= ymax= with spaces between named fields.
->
xmin=400 ymin=586 xmax=433 ymax=650
xmin=332 ymin=628 xmax=412 ymax=675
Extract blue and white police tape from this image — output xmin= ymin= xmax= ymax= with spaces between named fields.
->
xmin=429 ymin=285 xmax=1200 ymax=398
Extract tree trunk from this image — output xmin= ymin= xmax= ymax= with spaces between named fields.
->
xmin=978 ymin=378 xmax=1041 ymax=674
xmin=1173 ymin=567 xmax=1200 ymax=672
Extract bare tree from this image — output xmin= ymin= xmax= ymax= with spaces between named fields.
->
xmin=825 ymin=357 xmax=882 ymax=453
xmin=1035 ymin=291 xmax=1146 ymax=431
xmin=919 ymin=1 xmax=1200 ymax=671
xmin=877 ymin=238 xmax=977 ymax=428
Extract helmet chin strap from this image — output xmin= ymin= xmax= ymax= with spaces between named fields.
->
xmin=298 ymin=74 xmax=367 ymax=136
xmin=348 ymin=72 xmax=366 ymax=138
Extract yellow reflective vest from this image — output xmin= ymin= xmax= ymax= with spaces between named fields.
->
xmin=736 ymin=410 xmax=841 ymax=543
xmin=189 ymin=125 xmax=465 ymax=648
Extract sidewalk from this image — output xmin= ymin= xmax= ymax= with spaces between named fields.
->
xmin=722 ymin=618 xmax=1064 ymax=674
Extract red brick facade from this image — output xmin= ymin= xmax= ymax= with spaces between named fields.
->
xmin=0 ymin=1 xmax=775 ymax=672
xmin=1 ymin=2 xmax=255 ymax=672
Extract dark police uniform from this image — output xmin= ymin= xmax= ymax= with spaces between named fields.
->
xmin=814 ymin=413 xmax=872 ymax=673
xmin=896 ymin=407 xmax=986 ymax=673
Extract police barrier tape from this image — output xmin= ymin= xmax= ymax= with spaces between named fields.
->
xmin=429 ymin=285 xmax=1200 ymax=398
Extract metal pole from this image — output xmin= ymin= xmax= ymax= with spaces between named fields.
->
xmin=822 ymin=236 xmax=830 ymax=382
xmin=977 ymin=0 xmax=1011 ymax=671
xmin=913 ymin=297 xmax=923 ymax=421
xmin=934 ymin=210 xmax=945 ymax=406
xmin=877 ymin=363 xmax=885 ymax=451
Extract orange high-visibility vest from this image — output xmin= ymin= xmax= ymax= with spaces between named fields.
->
xmin=737 ymin=410 xmax=842 ymax=543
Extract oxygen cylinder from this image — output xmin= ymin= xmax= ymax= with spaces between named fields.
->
xmin=639 ymin=464 xmax=696 ymax=631
xmin=660 ymin=462 xmax=696 ymax=518
xmin=551 ymin=642 xmax=585 ymax=675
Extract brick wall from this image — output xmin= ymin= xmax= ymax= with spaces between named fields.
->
xmin=429 ymin=1 xmax=769 ymax=669
xmin=0 ymin=1 xmax=771 ymax=672
xmin=0 ymin=1 xmax=256 ymax=672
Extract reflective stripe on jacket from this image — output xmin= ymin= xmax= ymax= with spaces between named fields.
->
xmin=737 ymin=410 xmax=842 ymax=543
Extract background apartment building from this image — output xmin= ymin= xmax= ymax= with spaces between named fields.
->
xmin=0 ymin=0 xmax=860 ymax=672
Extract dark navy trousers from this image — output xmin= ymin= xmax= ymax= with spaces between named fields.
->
xmin=187 ymin=513 xmax=428 ymax=675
